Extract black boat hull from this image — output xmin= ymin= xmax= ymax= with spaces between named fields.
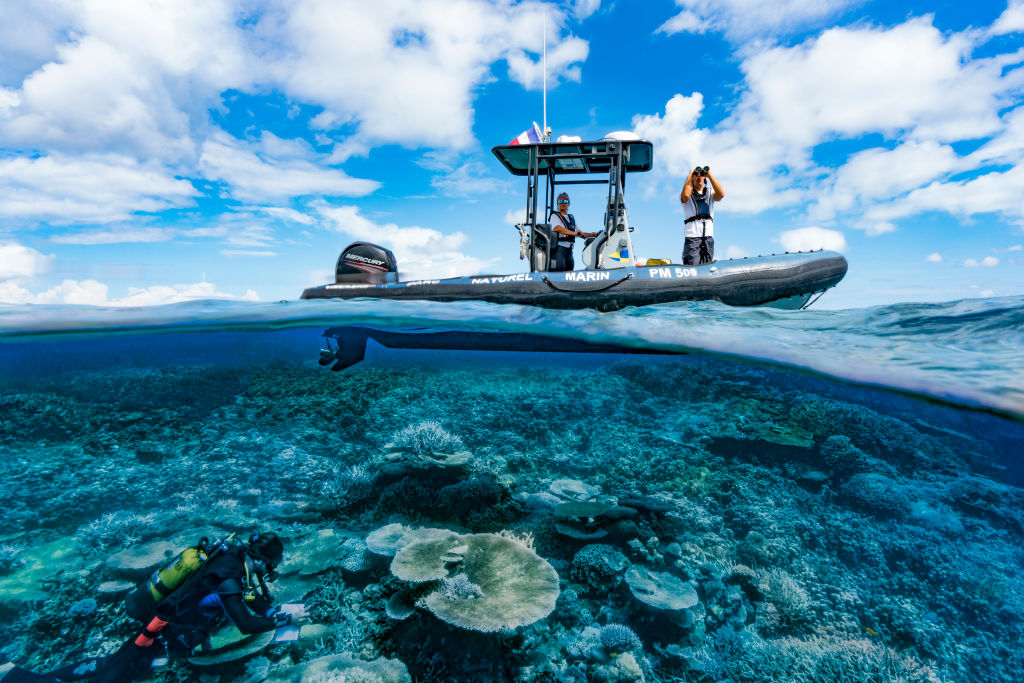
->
xmin=300 ymin=251 xmax=848 ymax=311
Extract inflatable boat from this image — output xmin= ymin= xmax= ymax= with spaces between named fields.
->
xmin=301 ymin=248 xmax=847 ymax=311
xmin=301 ymin=137 xmax=847 ymax=311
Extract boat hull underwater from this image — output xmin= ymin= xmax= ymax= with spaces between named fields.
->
xmin=301 ymin=250 xmax=848 ymax=312
xmin=317 ymin=326 xmax=682 ymax=371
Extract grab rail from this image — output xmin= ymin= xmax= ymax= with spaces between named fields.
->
xmin=542 ymin=272 xmax=633 ymax=293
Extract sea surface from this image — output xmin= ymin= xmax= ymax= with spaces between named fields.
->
xmin=0 ymin=296 xmax=1022 ymax=682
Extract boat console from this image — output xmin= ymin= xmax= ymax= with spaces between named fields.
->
xmin=492 ymin=136 xmax=651 ymax=272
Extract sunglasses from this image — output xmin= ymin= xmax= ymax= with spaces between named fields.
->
xmin=557 ymin=199 xmax=569 ymax=204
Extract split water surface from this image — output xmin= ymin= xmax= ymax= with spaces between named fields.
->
xmin=0 ymin=297 xmax=1022 ymax=682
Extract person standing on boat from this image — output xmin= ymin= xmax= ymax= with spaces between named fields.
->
xmin=550 ymin=192 xmax=597 ymax=271
xmin=680 ymin=166 xmax=725 ymax=265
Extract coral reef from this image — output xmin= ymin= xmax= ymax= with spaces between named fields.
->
xmin=600 ymin=623 xmax=643 ymax=653
xmin=0 ymin=339 xmax=1020 ymax=682
xmin=570 ymin=544 xmax=630 ymax=593
xmin=390 ymin=531 xmax=560 ymax=632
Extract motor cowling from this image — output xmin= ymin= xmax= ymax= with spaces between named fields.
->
xmin=335 ymin=242 xmax=399 ymax=284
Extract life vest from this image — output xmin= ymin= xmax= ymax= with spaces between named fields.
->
xmin=683 ymin=186 xmax=715 ymax=238
xmin=551 ymin=212 xmax=577 ymax=246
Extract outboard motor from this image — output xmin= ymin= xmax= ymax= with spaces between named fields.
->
xmin=335 ymin=242 xmax=399 ymax=284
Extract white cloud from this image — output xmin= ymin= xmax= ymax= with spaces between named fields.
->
xmin=964 ymin=256 xmax=999 ymax=267
xmin=0 ymin=241 xmax=55 ymax=279
xmin=633 ymin=93 xmax=800 ymax=213
xmin=724 ymin=244 xmax=750 ymax=259
xmin=0 ymin=0 xmax=78 ymax=85
xmin=0 ymin=88 xmax=21 ymax=110
xmin=0 ymin=278 xmax=260 ymax=306
xmin=180 ymin=227 xmax=228 ymax=239
xmin=0 ymin=154 xmax=197 ymax=224
xmin=273 ymin=1 xmax=588 ymax=150
xmin=0 ymin=281 xmax=36 ymax=304
xmin=865 ymin=221 xmax=896 ymax=237
xmin=569 ymin=0 xmax=601 ymax=20
xmin=656 ymin=0 xmax=861 ymax=42
xmin=199 ymin=132 xmax=380 ymax=202
xmin=221 ymin=250 xmax=277 ymax=257
xmin=993 ymin=0 xmax=1024 ymax=35
xmin=224 ymin=224 xmax=276 ymax=248
xmin=867 ymin=165 xmax=1024 ymax=225
xmin=925 ymin=252 xmax=943 ymax=262
xmin=633 ymin=93 xmax=707 ymax=179
xmin=738 ymin=19 xmax=1011 ymax=147
xmin=505 ymin=36 xmax=589 ymax=91
xmin=51 ymin=228 xmax=172 ymax=245
xmin=965 ymin=105 xmax=1024 ymax=167
xmin=255 ymin=207 xmax=316 ymax=225
xmin=778 ymin=226 xmax=847 ymax=252
xmin=0 ymin=1 xmax=251 ymax=161
xmin=4 ymin=279 xmax=110 ymax=305
xmin=999 ymin=244 xmax=1023 ymax=252
xmin=45 ymin=215 xmax=284 ymax=248
xmin=317 ymin=204 xmax=498 ymax=279
xmin=635 ymin=17 xmax=1024 ymax=227
xmin=0 ymin=1 xmax=591 ymax=160
xmin=504 ymin=208 xmax=528 ymax=225
xmin=810 ymin=141 xmax=961 ymax=221
xmin=656 ymin=10 xmax=709 ymax=36
xmin=430 ymin=161 xmax=506 ymax=197
xmin=0 ymin=1 xmax=592 ymax=230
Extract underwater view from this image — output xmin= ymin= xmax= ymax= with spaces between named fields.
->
xmin=1 ymin=296 xmax=1022 ymax=683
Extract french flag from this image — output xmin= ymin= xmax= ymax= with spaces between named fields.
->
xmin=510 ymin=122 xmax=543 ymax=145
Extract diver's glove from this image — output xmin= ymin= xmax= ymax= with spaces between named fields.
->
xmin=272 ymin=609 xmax=292 ymax=627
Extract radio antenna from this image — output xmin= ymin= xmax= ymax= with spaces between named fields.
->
xmin=542 ymin=8 xmax=548 ymax=141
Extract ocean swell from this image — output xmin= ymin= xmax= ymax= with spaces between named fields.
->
xmin=1 ymin=296 xmax=1021 ymax=418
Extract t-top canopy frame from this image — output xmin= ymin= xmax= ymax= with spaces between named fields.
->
xmin=491 ymin=139 xmax=653 ymax=176
xmin=491 ymin=139 xmax=653 ymax=273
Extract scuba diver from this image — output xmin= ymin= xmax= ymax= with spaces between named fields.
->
xmin=0 ymin=531 xmax=303 ymax=682
xmin=146 ymin=531 xmax=305 ymax=655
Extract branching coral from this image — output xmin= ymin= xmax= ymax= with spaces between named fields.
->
xmin=758 ymin=569 xmax=813 ymax=627
xmin=385 ymin=421 xmax=465 ymax=457
xmin=600 ymin=623 xmax=643 ymax=653
xmin=321 ymin=464 xmax=376 ymax=509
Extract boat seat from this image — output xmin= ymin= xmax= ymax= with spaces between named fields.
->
xmin=532 ymin=223 xmax=555 ymax=271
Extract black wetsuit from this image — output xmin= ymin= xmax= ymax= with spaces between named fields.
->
xmin=0 ymin=549 xmax=278 ymax=682
xmin=157 ymin=548 xmax=277 ymax=654
xmin=1 ymin=641 xmax=152 ymax=682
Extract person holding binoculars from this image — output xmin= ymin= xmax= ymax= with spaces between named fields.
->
xmin=679 ymin=165 xmax=725 ymax=265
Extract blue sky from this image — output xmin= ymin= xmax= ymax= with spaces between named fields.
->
xmin=0 ymin=0 xmax=1021 ymax=309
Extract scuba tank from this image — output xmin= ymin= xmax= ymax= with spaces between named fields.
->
xmin=125 ymin=534 xmax=235 ymax=621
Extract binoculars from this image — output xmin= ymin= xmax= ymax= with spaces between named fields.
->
xmin=693 ymin=166 xmax=710 ymax=176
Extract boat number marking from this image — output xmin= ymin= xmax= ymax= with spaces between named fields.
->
xmin=648 ymin=267 xmax=698 ymax=278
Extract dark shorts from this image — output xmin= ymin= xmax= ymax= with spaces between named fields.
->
xmin=683 ymin=236 xmax=714 ymax=265
xmin=552 ymin=245 xmax=574 ymax=272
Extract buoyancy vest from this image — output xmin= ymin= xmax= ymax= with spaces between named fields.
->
xmin=124 ymin=535 xmax=236 ymax=622
xmin=683 ymin=186 xmax=715 ymax=238
xmin=550 ymin=212 xmax=577 ymax=247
